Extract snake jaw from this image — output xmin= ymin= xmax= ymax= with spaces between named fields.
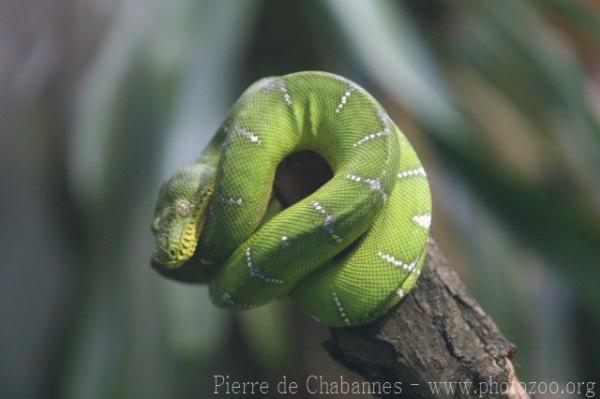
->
xmin=150 ymin=163 xmax=215 ymax=269
xmin=152 ymin=197 xmax=210 ymax=268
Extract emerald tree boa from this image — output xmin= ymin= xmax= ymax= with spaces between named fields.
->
xmin=151 ymin=71 xmax=431 ymax=327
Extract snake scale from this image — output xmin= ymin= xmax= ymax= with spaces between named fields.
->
xmin=151 ymin=71 xmax=431 ymax=327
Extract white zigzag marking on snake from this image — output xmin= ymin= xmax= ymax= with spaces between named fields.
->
xmin=412 ymin=214 xmax=431 ymax=229
xmin=223 ymin=124 xmax=261 ymax=145
xmin=378 ymin=251 xmax=417 ymax=272
xmin=245 ymin=247 xmax=283 ymax=284
xmin=332 ymin=292 xmax=351 ymax=326
xmin=217 ymin=195 xmax=243 ymax=206
xmin=353 ymin=129 xmax=390 ymax=147
xmin=396 ymin=288 xmax=404 ymax=298
xmin=280 ymin=236 xmax=290 ymax=248
xmin=263 ymin=78 xmax=293 ymax=106
xmin=397 ymin=167 xmax=426 ymax=179
xmin=353 ymin=110 xmax=392 ymax=147
xmin=311 ymin=201 xmax=343 ymax=243
xmin=345 ymin=174 xmax=388 ymax=201
xmin=335 ymin=85 xmax=356 ymax=114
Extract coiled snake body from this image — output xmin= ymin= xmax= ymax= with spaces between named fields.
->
xmin=151 ymin=71 xmax=431 ymax=327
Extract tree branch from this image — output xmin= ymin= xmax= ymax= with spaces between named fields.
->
xmin=275 ymin=150 xmax=529 ymax=399
xmin=326 ymin=239 xmax=527 ymax=399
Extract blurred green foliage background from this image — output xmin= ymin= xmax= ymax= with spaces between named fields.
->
xmin=1 ymin=0 xmax=599 ymax=398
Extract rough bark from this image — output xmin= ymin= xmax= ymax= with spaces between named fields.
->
xmin=326 ymin=239 xmax=527 ymax=398
xmin=275 ymin=150 xmax=529 ymax=399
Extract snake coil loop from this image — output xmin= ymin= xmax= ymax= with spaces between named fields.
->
xmin=151 ymin=71 xmax=431 ymax=326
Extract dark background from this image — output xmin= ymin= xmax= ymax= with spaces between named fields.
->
xmin=1 ymin=0 xmax=599 ymax=398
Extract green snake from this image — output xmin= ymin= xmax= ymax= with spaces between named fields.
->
xmin=151 ymin=71 xmax=431 ymax=327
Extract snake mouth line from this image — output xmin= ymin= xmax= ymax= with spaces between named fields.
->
xmin=151 ymin=226 xmax=190 ymax=268
xmin=152 ymin=210 xmax=208 ymax=268
xmin=152 ymin=249 xmax=195 ymax=269
xmin=152 ymin=249 xmax=190 ymax=269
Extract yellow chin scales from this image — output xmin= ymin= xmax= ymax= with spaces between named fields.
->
xmin=179 ymin=222 xmax=198 ymax=260
xmin=166 ymin=210 xmax=202 ymax=268
xmin=159 ymin=251 xmax=189 ymax=269
xmin=155 ymin=198 xmax=208 ymax=269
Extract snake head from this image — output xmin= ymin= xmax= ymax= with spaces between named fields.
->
xmin=151 ymin=163 xmax=214 ymax=269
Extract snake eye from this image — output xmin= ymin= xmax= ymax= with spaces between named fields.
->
xmin=176 ymin=201 xmax=191 ymax=217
